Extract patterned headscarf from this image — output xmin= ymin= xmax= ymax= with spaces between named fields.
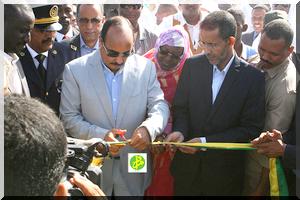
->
xmin=152 ymin=25 xmax=191 ymax=78
xmin=144 ymin=25 xmax=191 ymax=133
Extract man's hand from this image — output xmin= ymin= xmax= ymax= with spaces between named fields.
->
xmin=251 ymin=131 xmax=270 ymax=145
xmin=150 ymin=133 xmax=166 ymax=154
xmin=69 ymin=173 xmax=106 ymax=198
xmin=164 ymin=131 xmax=184 ymax=152
xmin=104 ymin=129 xmax=125 ymax=156
xmin=54 ymin=174 xmax=106 ymax=199
xmin=254 ymin=140 xmax=286 ymax=158
xmin=252 ymin=129 xmax=282 ymax=145
xmin=164 ymin=131 xmax=184 ymax=143
xmin=129 ymin=126 xmax=151 ymax=151
xmin=54 ymin=182 xmax=68 ymax=200
xmin=178 ymin=138 xmax=201 ymax=154
xmin=251 ymin=129 xmax=286 ymax=158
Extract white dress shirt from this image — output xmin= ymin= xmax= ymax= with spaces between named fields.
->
xmin=212 ymin=56 xmax=234 ymax=104
xmin=26 ymin=44 xmax=48 ymax=70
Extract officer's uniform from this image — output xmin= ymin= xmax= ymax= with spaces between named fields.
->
xmin=19 ymin=5 xmax=69 ymax=114
xmin=60 ymin=34 xmax=82 ymax=61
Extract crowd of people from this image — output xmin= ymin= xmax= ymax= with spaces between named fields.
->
xmin=3 ymin=3 xmax=299 ymax=197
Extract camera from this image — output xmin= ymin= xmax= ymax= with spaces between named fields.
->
xmin=65 ymin=137 xmax=109 ymax=196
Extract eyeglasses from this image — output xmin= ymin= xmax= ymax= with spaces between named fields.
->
xmin=158 ymin=46 xmax=183 ymax=60
xmin=78 ymin=17 xmax=102 ymax=25
xmin=120 ymin=4 xmax=142 ymax=10
xmin=102 ymin=43 xmax=133 ymax=58
xmin=198 ymin=40 xmax=220 ymax=50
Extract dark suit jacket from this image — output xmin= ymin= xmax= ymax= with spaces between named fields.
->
xmin=283 ymin=116 xmax=296 ymax=170
xmin=19 ymin=42 xmax=70 ymax=114
xmin=281 ymin=82 xmax=299 ymax=196
xmin=171 ymin=54 xmax=265 ymax=195
xmin=291 ymin=52 xmax=300 ymax=73
xmin=242 ymin=31 xmax=256 ymax=46
xmin=60 ymin=34 xmax=81 ymax=62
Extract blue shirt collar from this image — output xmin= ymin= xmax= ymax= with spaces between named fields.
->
xmin=79 ymin=35 xmax=99 ymax=50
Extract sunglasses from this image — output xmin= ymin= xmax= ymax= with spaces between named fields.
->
xmin=78 ymin=17 xmax=102 ymax=25
xmin=158 ymin=46 xmax=183 ymax=60
xmin=102 ymin=43 xmax=133 ymax=58
xmin=120 ymin=4 xmax=142 ymax=10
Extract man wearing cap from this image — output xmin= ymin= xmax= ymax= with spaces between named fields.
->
xmin=60 ymin=4 xmax=105 ymax=61
xmin=264 ymin=10 xmax=288 ymax=27
xmin=19 ymin=4 xmax=70 ymax=115
xmin=2 ymin=4 xmax=34 ymax=96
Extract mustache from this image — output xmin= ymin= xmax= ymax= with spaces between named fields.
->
xmin=260 ymin=58 xmax=272 ymax=65
xmin=42 ymin=38 xmax=54 ymax=44
xmin=110 ymin=63 xmax=124 ymax=68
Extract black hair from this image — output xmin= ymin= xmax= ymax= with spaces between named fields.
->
xmin=262 ymin=19 xmax=294 ymax=47
xmin=227 ymin=7 xmax=245 ymax=25
xmin=4 ymin=94 xmax=67 ymax=196
xmin=4 ymin=4 xmax=33 ymax=20
xmin=200 ymin=10 xmax=237 ymax=40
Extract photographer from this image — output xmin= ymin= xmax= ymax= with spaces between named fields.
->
xmin=4 ymin=94 xmax=105 ymax=197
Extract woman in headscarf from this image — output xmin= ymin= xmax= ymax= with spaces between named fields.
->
xmin=144 ymin=25 xmax=191 ymax=196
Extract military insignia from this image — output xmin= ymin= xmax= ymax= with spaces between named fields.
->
xmin=19 ymin=52 xmax=25 ymax=57
xmin=49 ymin=5 xmax=58 ymax=17
xmin=70 ymin=45 xmax=77 ymax=51
xmin=52 ymin=50 xmax=57 ymax=55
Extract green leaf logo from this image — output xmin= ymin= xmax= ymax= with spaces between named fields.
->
xmin=130 ymin=155 xmax=145 ymax=170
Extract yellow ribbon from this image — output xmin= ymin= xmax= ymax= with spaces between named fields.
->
xmin=105 ymin=140 xmax=287 ymax=196
xmin=152 ymin=141 xmax=255 ymax=150
xmin=269 ymin=158 xmax=279 ymax=196
xmin=108 ymin=140 xmax=254 ymax=150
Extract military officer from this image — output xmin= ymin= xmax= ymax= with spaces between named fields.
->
xmin=19 ymin=5 xmax=70 ymax=114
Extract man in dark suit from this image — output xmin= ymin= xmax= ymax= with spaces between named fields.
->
xmin=165 ymin=10 xmax=265 ymax=195
xmin=242 ymin=4 xmax=269 ymax=47
xmin=19 ymin=5 xmax=70 ymax=114
xmin=60 ymin=4 xmax=104 ymax=61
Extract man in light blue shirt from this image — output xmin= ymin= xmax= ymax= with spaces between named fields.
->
xmin=212 ymin=56 xmax=234 ymax=103
xmin=80 ymin=34 xmax=99 ymax=56
xmin=60 ymin=4 xmax=104 ymax=61
xmin=166 ymin=10 xmax=265 ymax=195
xmin=60 ymin=16 xmax=169 ymax=196
xmin=101 ymin=60 xmax=123 ymax=120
